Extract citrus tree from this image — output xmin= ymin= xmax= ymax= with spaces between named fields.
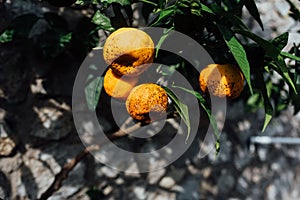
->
xmin=1 ymin=0 xmax=300 ymax=150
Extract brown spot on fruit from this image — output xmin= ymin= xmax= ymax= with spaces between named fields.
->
xmin=125 ymin=83 xmax=168 ymax=123
xmin=199 ymin=64 xmax=244 ymax=99
xmin=103 ymin=28 xmax=155 ymax=77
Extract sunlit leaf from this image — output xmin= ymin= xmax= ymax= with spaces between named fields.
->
xmin=150 ymin=6 xmax=176 ymax=26
xmin=92 ymin=10 xmax=115 ymax=32
xmin=171 ymin=85 xmax=220 ymax=148
xmin=163 ymin=87 xmax=191 ymax=142
xmin=200 ymin=3 xmax=215 ymax=14
xmin=155 ymin=27 xmax=174 ymax=57
xmin=218 ymin=25 xmax=253 ymax=94
xmin=235 ymin=29 xmax=297 ymax=94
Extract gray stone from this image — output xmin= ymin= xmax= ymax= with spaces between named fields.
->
xmin=234 ymin=146 xmax=252 ymax=170
xmin=0 ymin=153 xmax=22 ymax=173
xmin=0 ymin=137 xmax=16 ymax=156
xmin=132 ymin=186 xmax=146 ymax=200
xmin=101 ymin=166 xmax=119 ymax=179
xmin=147 ymin=189 xmax=176 ymax=200
xmin=20 ymin=158 xmax=54 ymax=199
xmin=31 ymin=106 xmax=72 ymax=140
xmin=49 ymin=162 xmax=86 ymax=200
xmin=217 ymin=173 xmax=235 ymax=194
xmin=275 ymin=1 xmax=290 ymax=16
xmin=148 ymin=168 xmax=166 ymax=184
xmin=177 ymin=176 xmax=200 ymax=200
xmin=0 ymin=172 xmax=10 ymax=200
xmin=159 ymin=177 xmax=176 ymax=189
xmin=168 ymin=167 xmax=186 ymax=183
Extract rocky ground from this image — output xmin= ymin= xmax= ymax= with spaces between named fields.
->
xmin=1 ymin=0 xmax=300 ymax=199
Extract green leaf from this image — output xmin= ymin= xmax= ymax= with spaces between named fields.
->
xmin=0 ymin=29 xmax=14 ymax=43
xmin=235 ymin=29 xmax=297 ymax=94
xmin=163 ymin=87 xmax=191 ymax=142
xmin=291 ymin=84 xmax=300 ymax=114
xmin=100 ymin=0 xmax=130 ymax=6
xmin=285 ymin=0 xmax=300 ymax=21
xmin=211 ymin=4 xmax=248 ymax=30
xmin=171 ymin=84 xmax=220 ymax=149
xmin=244 ymin=0 xmax=264 ymax=30
xmin=59 ymin=32 xmax=72 ymax=47
xmin=281 ymin=51 xmax=300 ymax=62
xmin=76 ymin=0 xmax=98 ymax=4
xmin=155 ymin=27 xmax=174 ymax=58
xmin=151 ymin=6 xmax=176 ymax=26
xmin=85 ymin=76 xmax=103 ymax=110
xmin=200 ymin=3 xmax=215 ymax=14
xmin=218 ymin=25 xmax=253 ymax=94
xmin=258 ymin=73 xmax=273 ymax=132
xmin=92 ymin=10 xmax=115 ymax=32
xmin=271 ymin=32 xmax=289 ymax=50
xmin=138 ymin=0 xmax=157 ymax=6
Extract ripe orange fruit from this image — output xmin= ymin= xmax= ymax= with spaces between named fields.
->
xmin=199 ymin=64 xmax=244 ymax=99
xmin=103 ymin=68 xmax=139 ymax=100
xmin=126 ymin=83 xmax=168 ymax=123
xmin=103 ymin=28 xmax=155 ymax=77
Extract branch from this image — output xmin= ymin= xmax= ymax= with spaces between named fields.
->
xmin=39 ymin=112 xmax=178 ymax=200
xmin=39 ymin=118 xmax=141 ymax=200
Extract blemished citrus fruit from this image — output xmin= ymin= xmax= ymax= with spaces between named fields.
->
xmin=199 ymin=64 xmax=244 ymax=99
xmin=126 ymin=83 xmax=168 ymax=123
xmin=103 ymin=68 xmax=139 ymax=100
xmin=103 ymin=28 xmax=155 ymax=77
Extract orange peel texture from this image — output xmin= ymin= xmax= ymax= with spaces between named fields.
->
xmin=103 ymin=28 xmax=155 ymax=77
xmin=126 ymin=83 xmax=168 ymax=123
xmin=103 ymin=68 xmax=139 ymax=100
xmin=199 ymin=64 xmax=244 ymax=99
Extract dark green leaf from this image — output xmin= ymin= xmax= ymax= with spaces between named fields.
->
xmin=281 ymin=51 xmax=300 ymax=62
xmin=286 ymin=0 xmax=300 ymax=21
xmin=151 ymin=6 xmax=176 ymax=26
xmin=244 ymin=0 xmax=264 ymax=30
xmin=0 ymin=29 xmax=14 ymax=43
xmin=171 ymin=85 xmax=220 ymax=148
xmin=291 ymin=84 xmax=300 ymax=114
xmin=138 ymin=0 xmax=157 ymax=6
xmin=200 ymin=3 xmax=215 ymax=14
xmin=92 ymin=10 xmax=115 ymax=32
xmin=271 ymin=32 xmax=289 ymax=50
xmin=100 ymin=0 xmax=130 ymax=6
xmin=235 ymin=29 xmax=297 ymax=94
xmin=211 ymin=4 xmax=248 ymax=30
xmin=218 ymin=25 xmax=253 ymax=94
xmin=257 ymin=73 xmax=273 ymax=132
xmin=85 ymin=76 xmax=103 ymax=110
xmin=59 ymin=32 xmax=72 ymax=47
xmin=163 ymin=87 xmax=191 ymax=142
